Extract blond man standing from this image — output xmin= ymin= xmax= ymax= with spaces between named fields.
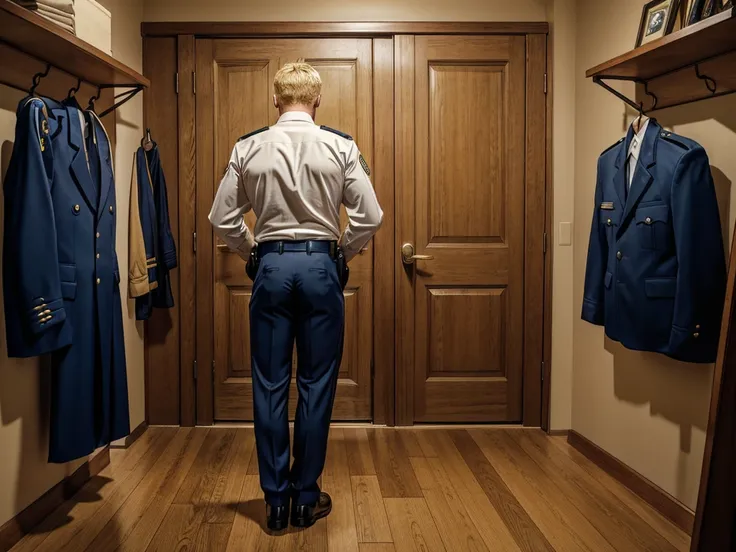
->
xmin=209 ymin=62 xmax=383 ymax=530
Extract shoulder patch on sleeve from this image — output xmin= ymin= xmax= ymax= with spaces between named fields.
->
xmin=320 ymin=125 xmax=353 ymax=140
xmin=359 ymin=154 xmax=371 ymax=176
xmin=600 ymin=137 xmax=625 ymax=156
xmin=238 ymin=126 xmax=269 ymax=141
xmin=660 ymin=131 xmax=692 ymax=151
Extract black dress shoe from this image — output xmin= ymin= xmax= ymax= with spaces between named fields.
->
xmin=266 ymin=503 xmax=289 ymax=531
xmin=291 ymin=492 xmax=332 ymax=528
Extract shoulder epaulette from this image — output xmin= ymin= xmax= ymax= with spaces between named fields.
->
xmin=600 ymin=137 xmax=624 ymax=156
xmin=659 ymin=130 xmax=692 ymax=151
xmin=320 ymin=125 xmax=353 ymax=141
xmin=238 ymin=126 xmax=269 ymax=141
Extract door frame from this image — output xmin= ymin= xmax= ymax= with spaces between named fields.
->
xmin=141 ymin=21 xmax=552 ymax=429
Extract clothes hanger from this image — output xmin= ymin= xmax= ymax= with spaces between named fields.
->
xmin=632 ymin=102 xmax=650 ymax=135
xmin=141 ymin=127 xmax=154 ymax=151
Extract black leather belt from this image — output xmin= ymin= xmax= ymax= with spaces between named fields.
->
xmin=258 ymin=240 xmax=338 ymax=258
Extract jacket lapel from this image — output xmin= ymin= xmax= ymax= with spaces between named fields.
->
xmin=618 ymin=120 xmax=659 ymax=234
xmin=611 ymin=126 xmax=633 ymax=211
xmin=66 ymin=104 xmax=97 ymax=213
xmin=89 ymin=110 xmax=113 ymax=220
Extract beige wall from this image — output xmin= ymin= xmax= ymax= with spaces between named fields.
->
xmin=572 ymin=0 xmax=730 ymax=510
xmin=0 ymin=0 xmax=144 ymax=528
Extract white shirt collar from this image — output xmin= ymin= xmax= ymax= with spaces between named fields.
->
xmin=629 ymin=118 xmax=650 ymax=158
xmin=277 ymin=111 xmax=315 ymax=124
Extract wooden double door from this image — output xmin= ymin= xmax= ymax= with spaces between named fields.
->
xmin=194 ymin=35 xmax=547 ymax=425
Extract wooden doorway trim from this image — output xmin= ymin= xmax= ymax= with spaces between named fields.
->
xmin=142 ymin=21 xmax=549 ymax=37
xmin=187 ymin=36 xmax=396 ymax=426
xmin=151 ymin=22 xmax=550 ymax=428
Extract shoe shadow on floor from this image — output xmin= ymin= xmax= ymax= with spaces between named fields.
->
xmin=227 ymin=500 xmax=311 ymax=536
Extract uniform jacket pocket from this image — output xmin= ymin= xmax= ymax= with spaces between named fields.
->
xmin=645 ymin=277 xmax=677 ymax=298
xmin=59 ymin=263 xmax=76 ymax=300
xmin=636 ymin=205 xmax=670 ymax=250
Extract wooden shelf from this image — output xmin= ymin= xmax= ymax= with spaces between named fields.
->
xmin=0 ymin=0 xmax=149 ymax=87
xmin=586 ymin=7 xmax=736 ymax=112
xmin=587 ymin=7 xmax=736 ymax=81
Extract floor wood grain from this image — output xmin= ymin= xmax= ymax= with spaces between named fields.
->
xmin=9 ymin=428 xmax=690 ymax=552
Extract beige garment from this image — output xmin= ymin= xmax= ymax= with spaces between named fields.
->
xmin=128 ymin=153 xmax=158 ymax=298
xmin=37 ymin=14 xmax=74 ymax=32
xmin=14 ymin=0 xmax=74 ymax=14
xmin=36 ymin=8 xmax=75 ymax=30
xmin=208 ymin=111 xmax=383 ymax=262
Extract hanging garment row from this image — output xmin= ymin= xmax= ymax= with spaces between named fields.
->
xmin=3 ymin=90 xmax=129 ymax=463
xmin=128 ymin=128 xmax=178 ymax=321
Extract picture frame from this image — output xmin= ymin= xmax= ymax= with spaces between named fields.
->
xmin=702 ymin=0 xmax=718 ymax=18
xmin=636 ymin=0 xmax=681 ymax=47
xmin=682 ymin=0 xmax=706 ymax=25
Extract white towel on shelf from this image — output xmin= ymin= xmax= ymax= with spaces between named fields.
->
xmin=36 ymin=7 xmax=75 ymax=29
xmin=13 ymin=0 xmax=75 ymax=16
xmin=37 ymin=12 xmax=75 ymax=33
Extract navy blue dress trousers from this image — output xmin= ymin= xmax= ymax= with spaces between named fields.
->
xmin=250 ymin=241 xmax=344 ymax=507
xmin=3 ymin=96 xmax=130 ymax=463
xmin=582 ymin=119 xmax=726 ymax=363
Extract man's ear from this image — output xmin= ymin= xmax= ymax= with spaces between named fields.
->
xmin=273 ymin=95 xmax=279 ymax=109
xmin=315 ymin=95 xmax=321 ymax=109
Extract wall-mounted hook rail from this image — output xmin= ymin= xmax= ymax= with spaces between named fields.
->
xmin=695 ymin=64 xmax=717 ymax=94
xmin=592 ymin=75 xmax=658 ymax=114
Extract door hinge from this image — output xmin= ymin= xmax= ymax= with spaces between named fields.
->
xmin=193 ymin=232 xmax=197 ymax=253
xmin=192 ymin=71 xmax=196 ymax=95
xmin=541 ymin=361 xmax=545 ymax=382
xmin=175 ymin=72 xmax=179 ymax=95
xmin=544 ymin=73 xmax=548 ymax=94
xmin=543 ymin=232 xmax=548 ymax=255
xmin=193 ymin=360 xmax=198 ymax=380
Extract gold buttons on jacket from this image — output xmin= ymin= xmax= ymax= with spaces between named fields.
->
xmin=696 ymin=324 xmax=701 ymax=329
xmin=96 ymin=278 xmax=101 ymax=285
xmin=96 ymin=253 xmax=100 ymax=259
xmin=616 ymin=251 xmax=622 ymax=260
xmin=73 ymin=204 xmax=80 ymax=213
xmin=96 ymin=232 xmax=100 ymax=239
xmin=645 ymin=217 xmax=652 ymax=225
xmin=693 ymin=332 xmax=700 ymax=339
xmin=606 ymin=218 xmax=612 ymax=226
xmin=109 ymin=205 xmax=114 ymax=213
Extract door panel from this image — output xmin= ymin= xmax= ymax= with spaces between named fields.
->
xmin=200 ymin=38 xmax=374 ymax=421
xmin=411 ymin=36 xmax=526 ymax=422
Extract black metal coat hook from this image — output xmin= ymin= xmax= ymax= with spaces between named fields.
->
xmin=643 ymin=80 xmax=658 ymax=111
xmin=695 ymin=65 xmax=717 ymax=94
xmin=30 ymin=63 xmax=52 ymax=95
xmin=67 ymin=78 xmax=82 ymax=99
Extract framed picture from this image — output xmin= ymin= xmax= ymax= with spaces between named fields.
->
xmin=702 ymin=0 xmax=718 ymax=17
xmin=682 ymin=0 xmax=706 ymax=25
xmin=636 ymin=0 xmax=681 ymax=47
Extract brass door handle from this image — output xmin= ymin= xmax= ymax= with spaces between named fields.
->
xmin=401 ymin=243 xmax=434 ymax=265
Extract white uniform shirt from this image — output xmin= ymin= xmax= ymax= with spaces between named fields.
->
xmin=208 ymin=111 xmax=383 ymax=262
xmin=627 ymin=117 xmax=650 ymax=188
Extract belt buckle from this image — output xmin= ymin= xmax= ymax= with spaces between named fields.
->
xmin=306 ymin=241 xmax=313 ymax=256
xmin=278 ymin=242 xmax=284 ymax=255
xmin=330 ymin=242 xmax=336 ymax=258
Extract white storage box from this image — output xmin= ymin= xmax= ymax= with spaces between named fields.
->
xmin=75 ymin=0 xmax=111 ymax=55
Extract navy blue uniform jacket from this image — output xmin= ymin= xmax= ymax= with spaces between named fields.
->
xmin=130 ymin=144 xmax=177 ymax=321
xmin=582 ymin=120 xmax=726 ymax=364
xmin=3 ymin=96 xmax=129 ymax=462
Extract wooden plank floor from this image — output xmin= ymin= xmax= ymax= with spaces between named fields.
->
xmin=10 ymin=428 xmax=690 ymax=552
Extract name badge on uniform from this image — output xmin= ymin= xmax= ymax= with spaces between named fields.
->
xmin=600 ymin=202 xmax=615 ymax=210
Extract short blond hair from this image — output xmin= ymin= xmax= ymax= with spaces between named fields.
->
xmin=273 ymin=61 xmax=322 ymax=106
